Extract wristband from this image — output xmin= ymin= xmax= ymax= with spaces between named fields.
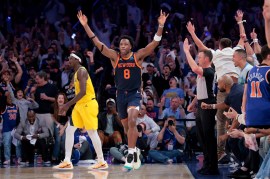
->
xmin=253 ymin=39 xmax=258 ymax=43
xmin=244 ymin=40 xmax=249 ymax=43
xmin=237 ymin=20 xmax=246 ymax=24
xmin=154 ymin=34 xmax=162 ymax=41
xmin=56 ymin=124 xmax=60 ymax=128
xmin=158 ymin=24 xmax=164 ymax=28
xmin=213 ymin=104 xmax=216 ymax=109
xmin=90 ymin=35 xmax=96 ymax=40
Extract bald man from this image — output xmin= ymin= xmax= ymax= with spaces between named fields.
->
xmin=201 ymin=75 xmax=244 ymax=153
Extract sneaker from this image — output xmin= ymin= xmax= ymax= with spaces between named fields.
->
xmin=124 ymin=154 xmax=134 ymax=170
xmin=167 ymin=159 xmax=173 ymax=165
xmin=229 ymin=162 xmax=239 ymax=168
xmin=44 ymin=161 xmax=51 ymax=165
xmin=227 ymin=168 xmax=250 ymax=178
xmin=3 ymin=160 xmax=10 ymax=165
xmin=19 ymin=161 xmax=29 ymax=166
xmin=88 ymin=161 xmax=108 ymax=170
xmin=17 ymin=158 xmax=22 ymax=164
xmin=53 ymin=161 xmax=74 ymax=170
xmin=71 ymin=149 xmax=80 ymax=165
xmin=133 ymin=148 xmax=141 ymax=170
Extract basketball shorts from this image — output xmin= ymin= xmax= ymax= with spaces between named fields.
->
xmin=116 ymin=90 xmax=141 ymax=119
xmin=71 ymin=99 xmax=98 ymax=130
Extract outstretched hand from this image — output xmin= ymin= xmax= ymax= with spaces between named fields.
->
xmin=77 ymin=10 xmax=88 ymax=26
xmin=235 ymin=10 xmax=244 ymax=22
xmin=186 ymin=21 xmax=195 ymax=34
xmin=158 ymin=10 xmax=169 ymax=26
xmin=183 ymin=38 xmax=191 ymax=53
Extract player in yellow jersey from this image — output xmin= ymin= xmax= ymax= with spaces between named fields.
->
xmin=53 ymin=52 xmax=107 ymax=170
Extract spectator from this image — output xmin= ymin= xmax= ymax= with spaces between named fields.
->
xmin=34 ymin=71 xmax=58 ymax=135
xmin=0 ymin=69 xmax=15 ymax=93
xmin=7 ymin=83 xmax=39 ymax=123
xmin=14 ymin=110 xmax=49 ymax=164
xmin=159 ymin=96 xmax=186 ymax=127
xmin=146 ymin=98 xmax=159 ymax=123
xmin=52 ymin=93 xmax=69 ymax=163
xmin=161 ymin=76 xmax=185 ymax=108
xmin=98 ymin=98 xmax=123 ymax=147
xmin=232 ymin=49 xmax=253 ymax=85
xmin=1 ymin=93 xmax=20 ymax=165
xmin=142 ymin=63 xmax=155 ymax=88
xmin=71 ymin=128 xmax=95 ymax=165
xmin=148 ymin=116 xmax=185 ymax=164
xmin=136 ymin=104 xmax=160 ymax=149
xmin=152 ymin=64 xmax=171 ymax=98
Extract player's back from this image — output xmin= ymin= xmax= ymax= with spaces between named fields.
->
xmin=246 ymin=65 xmax=270 ymax=126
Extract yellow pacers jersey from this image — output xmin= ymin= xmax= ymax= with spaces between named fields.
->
xmin=74 ymin=67 xmax=96 ymax=104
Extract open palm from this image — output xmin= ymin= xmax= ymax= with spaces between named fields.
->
xmin=77 ymin=10 xmax=88 ymax=26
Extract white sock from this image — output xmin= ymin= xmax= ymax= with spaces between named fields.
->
xmin=128 ymin=148 xmax=136 ymax=154
xmin=87 ymin=130 xmax=104 ymax=163
xmin=64 ymin=125 xmax=77 ymax=162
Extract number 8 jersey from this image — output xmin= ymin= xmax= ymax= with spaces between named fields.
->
xmin=114 ymin=53 xmax=142 ymax=91
xmin=246 ymin=65 xmax=270 ymax=126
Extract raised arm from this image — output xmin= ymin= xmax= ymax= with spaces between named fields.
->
xmin=77 ymin=11 xmax=118 ymax=64
xmin=263 ymin=0 xmax=270 ymax=48
xmin=183 ymin=38 xmax=203 ymax=76
xmin=10 ymin=56 xmax=23 ymax=84
xmin=136 ymin=10 xmax=169 ymax=61
xmin=250 ymin=28 xmax=261 ymax=54
xmin=235 ymin=10 xmax=246 ymax=35
xmin=186 ymin=21 xmax=209 ymax=51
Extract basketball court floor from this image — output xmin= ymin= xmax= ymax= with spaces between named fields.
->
xmin=0 ymin=164 xmax=194 ymax=179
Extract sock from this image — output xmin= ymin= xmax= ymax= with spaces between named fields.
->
xmin=88 ymin=130 xmax=104 ymax=163
xmin=64 ymin=125 xmax=77 ymax=162
xmin=128 ymin=148 xmax=136 ymax=154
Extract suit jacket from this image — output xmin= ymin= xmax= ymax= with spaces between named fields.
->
xmin=14 ymin=118 xmax=49 ymax=140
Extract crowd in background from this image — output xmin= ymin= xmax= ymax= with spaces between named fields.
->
xmin=0 ymin=0 xmax=270 ymax=178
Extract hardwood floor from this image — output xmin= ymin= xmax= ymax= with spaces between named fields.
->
xmin=0 ymin=164 xmax=194 ymax=179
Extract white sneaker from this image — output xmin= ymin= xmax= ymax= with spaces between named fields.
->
xmin=3 ymin=160 xmax=10 ymax=165
xmin=133 ymin=148 xmax=141 ymax=170
xmin=123 ymin=153 xmax=134 ymax=170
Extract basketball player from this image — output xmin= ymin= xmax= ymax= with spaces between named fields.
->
xmin=53 ymin=52 xmax=107 ymax=170
xmin=229 ymin=45 xmax=270 ymax=177
xmin=77 ymin=10 xmax=168 ymax=170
